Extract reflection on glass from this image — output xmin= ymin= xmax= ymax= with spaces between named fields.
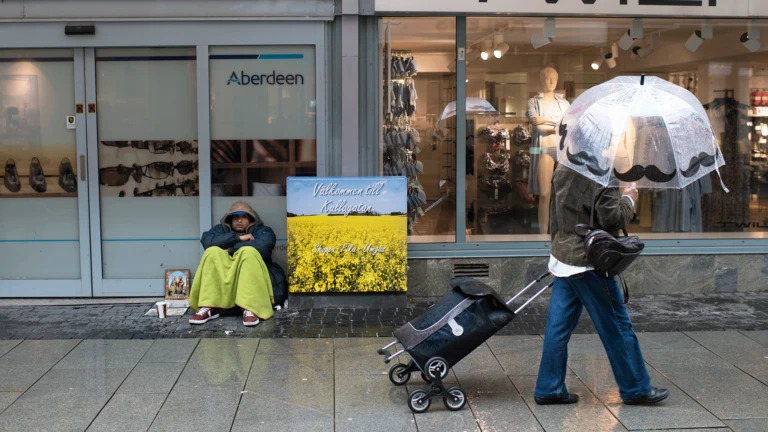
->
xmin=380 ymin=17 xmax=456 ymax=242
xmin=209 ymin=46 xmax=317 ymax=198
xmin=0 ymin=49 xmax=81 ymax=280
xmin=465 ymin=17 xmax=768 ymax=241
xmin=96 ymin=47 xmax=200 ymax=280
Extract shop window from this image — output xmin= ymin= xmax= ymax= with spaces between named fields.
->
xmin=209 ymin=46 xmax=316 ymax=269
xmin=464 ymin=17 xmax=768 ymax=241
xmin=380 ymin=17 xmax=456 ymax=243
xmin=0 ymin=49 xmax=81 ymax=280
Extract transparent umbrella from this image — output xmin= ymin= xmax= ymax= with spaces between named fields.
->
xmin=555 ymin=75 xmax=728 ymax=191
xmin=439 ymin=97 xmax=500 ymax=121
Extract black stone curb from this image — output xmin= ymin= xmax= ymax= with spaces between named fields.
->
xmin=1 ymin=292 xmax=767 ymax=340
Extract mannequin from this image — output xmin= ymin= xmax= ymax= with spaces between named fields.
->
xmin=526 ymin=67 xmax=569 ymax=234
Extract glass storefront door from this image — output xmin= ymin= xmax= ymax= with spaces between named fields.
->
xmin=86 ymin=48 xmax=200 ymax=296
xmin=0 ymin=49 xmax=92 ymax=296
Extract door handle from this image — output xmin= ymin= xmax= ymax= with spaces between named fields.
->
xmin=79 ymin=155 xmax=86 ymax=181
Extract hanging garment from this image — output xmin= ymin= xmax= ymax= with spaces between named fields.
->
xmin=701 ymin=94 xmax=751 ymax=231
xmin=651 ymin=176 xmax=712 ymax=233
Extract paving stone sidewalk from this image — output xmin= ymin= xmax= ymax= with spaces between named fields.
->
xmin=1 ymin=292 xmax=768 ymax=340
xmin=1 ymin=333 xmax=767 ymax=431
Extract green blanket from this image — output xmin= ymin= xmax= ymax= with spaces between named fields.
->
xmin=190 ymin=247 xmax=274 ymax=319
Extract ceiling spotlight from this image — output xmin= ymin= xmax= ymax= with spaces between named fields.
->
xmin=543 ymin=17 xmax=556 ymax=39
xmin=633 ymin=44 xmax=653 ymax=58
xmin=494 ymin=43 xmax=510 ymax=58
xmin=481 ymin=40 xmax=492 ymax=60
xmin=530 ymin=17 xmax=556 ymax=50
xmin=685 ymin=30 xmax=704 ymax=52
xmin=618 ymin=30 xmax=635 ymax=51
xmin=611 ymin=43 xmax=620 ymax=59
xmin=750 ymin=19 xmax=761 ymax=40
xmin=591 ymin=57 xmax=602 ymax=70
xmin=741 ymin=32 xmax=761 ymax=52
xmin=701 ymin=19 xmax=713 ymax=40
xmin=531 ymin=34 xmax=552 ymax=49
xmin=492 ymin=33 xmax=508 ymax=58
xmin=467 ymin=48 xmax=482 ymax=62
xmin=630 ymin=18 xmax=644 ymax=39
xmin=604 ymin=52 xmax=617 ymax=69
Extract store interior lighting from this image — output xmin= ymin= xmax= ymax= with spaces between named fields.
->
xmin=633 ymin=42 xmax=653 ymax=58
xmin=493 ymin=34 xmax=509 ymax=58
xmin=604 ymin=52 xmax=617 ymax=69
xmin=741 ymin=19 xmax=761 ymax=52
xmin=618 ymin=30 xmax=635 ymax=51
xmin=611 ymin=42 xmax=619 ymax=59
xmin=591 ymin=48 xmax=604 ymax=70
xmin=530 ymin=17 xmax=556 ymax=49
xmin=481 ymin=40 xmax=492 ymax=60
xmin=685 ymin=30 xmax=704 ymax=52
xmin=701 ymin=19 xmax=713 ymax=40
xmin=631 ymin=18 xmax=644 ymax=39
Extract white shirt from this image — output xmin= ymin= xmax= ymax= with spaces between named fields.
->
xmin=548 ymin=195 xmax=635 ymax=278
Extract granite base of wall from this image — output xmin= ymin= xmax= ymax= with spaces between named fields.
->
xmin=406 ymin=255 xmax=768 ymax=299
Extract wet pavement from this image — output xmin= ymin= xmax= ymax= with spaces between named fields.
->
xmin=0 ymin=332 xmax=767 ymax=431
xmin=1 ymin=291 xmax=768 ymax=340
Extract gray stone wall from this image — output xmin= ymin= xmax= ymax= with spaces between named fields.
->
xmin=407 ymin=255 xmax=768 ymax=299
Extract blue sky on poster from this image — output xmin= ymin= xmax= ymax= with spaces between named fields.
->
xmin=287 ymin=177 xmax=407 ymax=216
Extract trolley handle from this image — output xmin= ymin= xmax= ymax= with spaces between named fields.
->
xmin=514 ymin=281 xmax=554 ymax=315
xmin=506 ymin=271 xmax=552 ymax=306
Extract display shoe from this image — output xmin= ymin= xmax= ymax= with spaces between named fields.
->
xmin=29 ymin=157 xmax=46 ymax=193
xmin=4 ymin=159 xmax=21 ymax=192
xmin=58 ymin=158 xmax=77 ymax=193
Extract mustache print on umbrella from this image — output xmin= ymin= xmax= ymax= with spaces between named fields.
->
xmin=566 ymin=149 xmax=610 ymax=176
xmin=614 ymin=165 xmax=677 ymax=183
xmin=680 ymin=151 xmax=718 ymax=178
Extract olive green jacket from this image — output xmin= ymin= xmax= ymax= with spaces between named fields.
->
xmin=549 ymin=165 xmax=635 ymax=267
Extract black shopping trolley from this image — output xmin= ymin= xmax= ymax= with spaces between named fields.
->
xmin=377 ymin=272 xmax=553 ymax=413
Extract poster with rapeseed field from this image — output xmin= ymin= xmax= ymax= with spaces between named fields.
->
xmin=286 ymin=177 xmax=407 ymax=293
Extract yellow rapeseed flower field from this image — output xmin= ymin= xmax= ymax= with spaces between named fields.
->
xmin=288 ymin=215 xmax=407 ymax=293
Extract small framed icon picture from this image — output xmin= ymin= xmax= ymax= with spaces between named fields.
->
xmin=165 ymin=269 xmax=191 ymax=300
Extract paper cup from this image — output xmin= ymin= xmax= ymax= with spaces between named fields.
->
xmin=156 ymin=301 xmax=168 ymax=319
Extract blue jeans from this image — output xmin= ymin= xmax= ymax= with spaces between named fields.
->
xmin=534 ymin=271 xmax=651 ymax=400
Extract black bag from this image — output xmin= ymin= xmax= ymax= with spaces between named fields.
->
xmin=574 ymin=187 xmax=644 ymax=302
xmin=392 ymin=277 xmax=515 ymax=369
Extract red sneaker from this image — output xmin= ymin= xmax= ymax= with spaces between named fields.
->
xmin=189 ymin=307 xmax=219 ymax=324
xmin=243 ymin=309 xmax=260 ymax=327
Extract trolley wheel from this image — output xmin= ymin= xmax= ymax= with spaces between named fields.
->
xmin=425 ymin=357 xmax=449 ymax=380
xmin=388 ymin=363 xmax=411 ymax=386
xmin=420 ymin=371 xmax=431 ymax=383
xmin=407 ymin=389 xmax=431 ymax=413
xmin=443 ymin=386 xmax=467 ymax=411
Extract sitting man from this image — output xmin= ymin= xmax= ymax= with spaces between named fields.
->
xmin=189 ymin=200 xmax=287 ymax=326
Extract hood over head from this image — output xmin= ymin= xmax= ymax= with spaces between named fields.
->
xmin=221 ymin=200 xmax=263 ymax=231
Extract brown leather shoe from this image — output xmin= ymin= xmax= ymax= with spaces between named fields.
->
xmin=243 ymin=309 xmax=260 ymax=327
xmin=189 ymin=307 xmax=219 ymax=324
